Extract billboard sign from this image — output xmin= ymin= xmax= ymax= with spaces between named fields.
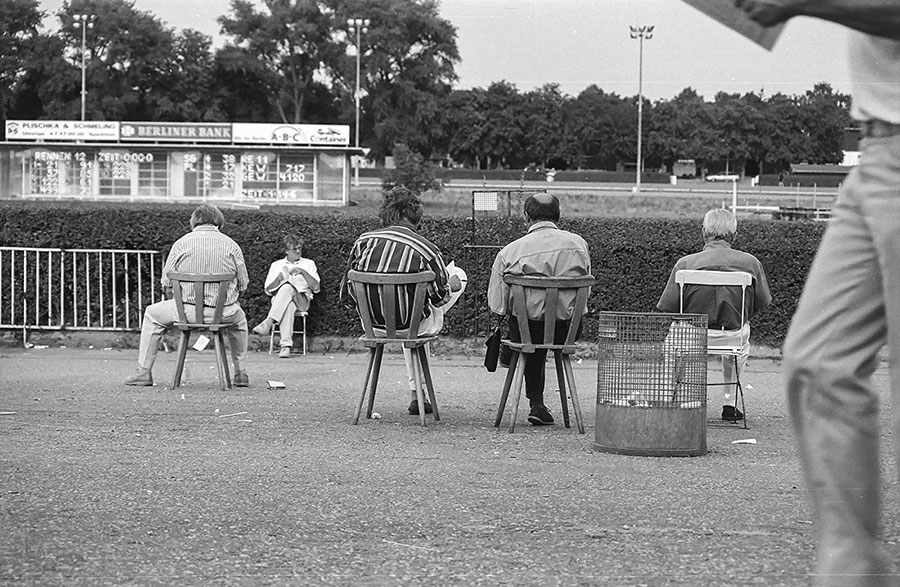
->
xmin=5 ymin=120 xmax=119 ymax=141
xmin=119 ymin=122 xmax=232 ymax=142
xmin=232 ymin=123 xmax=350 ymax=146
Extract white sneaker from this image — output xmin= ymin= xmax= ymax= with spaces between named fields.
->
xmin=278 ymin=346 xmax=292 ymax=358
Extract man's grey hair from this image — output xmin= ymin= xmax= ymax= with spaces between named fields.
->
xmin=702 ymin=208 xmax=737 ymax=241
xmin=190 ymin=204 xmax=225 ymax=229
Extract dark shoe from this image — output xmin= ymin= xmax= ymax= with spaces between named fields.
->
xmin=527 ymin=404 xmax=555 ymax=426
xmin=499 ymin=345 xmax=512 ymax=369
xmin=408 ymin=399 xmax=433 ymax=415
xmin=722 ymin=405 xmax=744 ymax=421
xmin=234 ymin=372 xmax=250 ymax=387
xmin=124 ymin=370 xmax=153 ymax=386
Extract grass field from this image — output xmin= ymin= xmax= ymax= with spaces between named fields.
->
xmin=349 ymin=179 xmax=838 ymax=220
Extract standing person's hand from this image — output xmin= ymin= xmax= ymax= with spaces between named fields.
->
xmin=734 ymin=0 xmax=796 ymax=27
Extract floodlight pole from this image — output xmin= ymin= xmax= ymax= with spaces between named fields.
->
xmin=73 ymin=14 xmax=95 ymax=121
xmin=630 ymin=25 xmax=653 ymax=193
xmin=348 ymin=17 xmax=370 ymax=187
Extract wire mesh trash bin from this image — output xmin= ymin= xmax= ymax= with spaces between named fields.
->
xmin=595 ymin=312 xmax=709 ymax=456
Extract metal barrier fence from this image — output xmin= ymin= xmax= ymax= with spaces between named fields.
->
xmin=0 ymin=247 xmax=164 ymax=332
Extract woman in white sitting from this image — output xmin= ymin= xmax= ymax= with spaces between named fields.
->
xmin=252 ymin=234 xmax=320 ymax=357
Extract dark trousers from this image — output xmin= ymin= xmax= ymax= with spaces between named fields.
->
xmin=507 ymin=316 xmax=581 ymax=407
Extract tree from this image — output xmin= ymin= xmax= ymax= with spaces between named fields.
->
xmin=152 ymin=30 xmax=224 ymax=121
xmin=565 ymin=85 xmax=632 ymax=170
xmin=328 ymin=0 xmax=459 ymax=161
xmin=0 ymin=0 xmax=45 ymax=129
xmin=381 ymin=142 xmax=440 ymax=195
xmin=645 ymin=87 xmax=709 ymax=173
xmin=800 ymin=83 xmax=851 ymax=164
xmin=521 ymin=84 xmax=570 ymax=169
xmin=54 ymin=0 xmax=178 ymax=120
xmin=218 ymin=0 xmax=343 ymax=124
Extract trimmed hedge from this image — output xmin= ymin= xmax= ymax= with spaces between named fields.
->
xmin=0 ymin=201 xmax=823 ymax=348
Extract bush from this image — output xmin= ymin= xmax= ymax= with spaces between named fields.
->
xmin=0 ymin=201 xmax=823 ymax=348
xmin=381 ymin=143 xmax=442 ymax=196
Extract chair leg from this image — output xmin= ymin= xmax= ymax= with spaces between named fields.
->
xmin=354 ymin=347 xmax=378 ymax=425
xmin=269 ymin=327 xmax=275 ymax=355
xmin=553 ymin=351 xmax=571 ymax=429
xmin=734 ymin=356 xmax=748 ymax=430
xmin=217 ymin=331 xmax=232 ymax=390
xmin=171 ymin=331 xmax=190 ymax=389
xmin=365 ymin=345 xmax=385 ymax=419
xmin=508 ymin=353 xmax=528 ymax=433
xmin=211 ymin=332 xmax=226 ymax=390
xmin=301 ymin=314 xmax=307 ymax=356
xmin=562 ymin=355 xmax=585 ymax=434
xmin=418 ymin=345 xmax=439 ymax=422
xmin=494 ymin=351 xmax=519 ymax=427
xmin=411 ymin=349 xmax=427 ymax=427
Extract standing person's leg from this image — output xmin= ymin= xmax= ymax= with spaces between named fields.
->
xmin=784 ymin=142 xmax=900 ymax=585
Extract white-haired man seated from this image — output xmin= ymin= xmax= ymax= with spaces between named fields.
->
xmin=656 ymin=208 xmax=771 ymax=420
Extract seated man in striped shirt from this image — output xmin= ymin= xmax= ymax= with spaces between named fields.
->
xmin=340 ymin=187 xmax=466 ymax=415
xmin=124 ymin=204 xmax=251 ymax=387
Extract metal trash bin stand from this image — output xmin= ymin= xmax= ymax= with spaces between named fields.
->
xmin=594 ymin=312 xmax=708 ymax=457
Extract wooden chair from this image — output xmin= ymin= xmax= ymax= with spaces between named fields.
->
xmin=346 ymin=270 xmax=438 ymax=426
xmin=495 ymin=274 xmax=595 ymax=433
xmin=676 ymin=269 xmax=752 ymax=428
xmin=169 ymin=271 xmax=237 ymax=391
xmin=268 ymin=309 xmax=308 ymax=356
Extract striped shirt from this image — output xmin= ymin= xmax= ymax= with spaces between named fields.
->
xmin=341 ymin=222 xmax=451 ymax=329
xmin=161 ymin=225 xmax=249 ymax=306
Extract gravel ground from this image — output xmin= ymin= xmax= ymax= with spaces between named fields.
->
xmin=1 ymin=346 xmax=899 ymax=586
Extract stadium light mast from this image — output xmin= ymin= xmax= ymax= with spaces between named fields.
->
xmin=630 ymin=24 xmax=653 ymax=193
xmin=73 ymin=13 xmax=96 ymax=122
xmin=347 ymin=17 xmax=370 ymax=187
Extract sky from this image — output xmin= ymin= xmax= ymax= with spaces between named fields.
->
xmin=38 ymin=0 xmax=851 ymax=102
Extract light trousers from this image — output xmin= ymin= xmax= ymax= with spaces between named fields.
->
xmin=266 ymin=284 xmax=310 ymax=348
xmin=783 ymin=134 xmax=900 ymax=586
xmin=708 ymin=324 xmax=750 ymax=405
xmin=403 ymin=266 xmax=467 ymax=394
xmin=137 ymin=299 xmax=249 ymax=375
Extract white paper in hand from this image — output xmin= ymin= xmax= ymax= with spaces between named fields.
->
xmin=681 ymin=0 xmax=784 ymax=51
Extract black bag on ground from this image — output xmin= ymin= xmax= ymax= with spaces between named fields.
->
xmin=484 ymin=327 xmax=502 ymax=372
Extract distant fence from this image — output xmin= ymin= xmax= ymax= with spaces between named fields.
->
xmin=0 ymin=247 xmax=164 ymax=333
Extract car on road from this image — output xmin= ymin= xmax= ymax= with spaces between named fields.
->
xmin=705 ymin=173 xmax=740 ymax=182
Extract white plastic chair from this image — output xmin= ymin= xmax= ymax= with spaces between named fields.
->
xmin=676 ymin=269 xmax=752 ymax=428
xmin=268 ymin=309 xmax=308 ymax=356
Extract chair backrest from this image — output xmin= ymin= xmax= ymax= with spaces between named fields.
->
xmin=168 ymin=271 xmax=236 ymax=326
xmin=503 ymin=274 xmax=595 ymax=348
xmin=346 ymin=270 xmax=435 ymax=340
xmin=675 ymin=269 xmax=751 ymax=329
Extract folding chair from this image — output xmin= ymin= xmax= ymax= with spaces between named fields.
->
xmin=494 ymin=274 xmax=595 ymax=433
xmin=347 ymin=270 xmax=439 ymax=426
xmin=169 ymin=271 xmax=237 ymax=391
xmin=676 ymin=269 xmax=752 ymax=428
xmin=268 ymin=309 xmax=308 ymax=356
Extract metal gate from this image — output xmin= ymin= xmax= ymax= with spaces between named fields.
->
xmin=0 ymin=247 xmax=164 ymax=332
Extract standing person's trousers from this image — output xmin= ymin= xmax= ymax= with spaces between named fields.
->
xmin=783 ymin=133 xmax=900 ymax=586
